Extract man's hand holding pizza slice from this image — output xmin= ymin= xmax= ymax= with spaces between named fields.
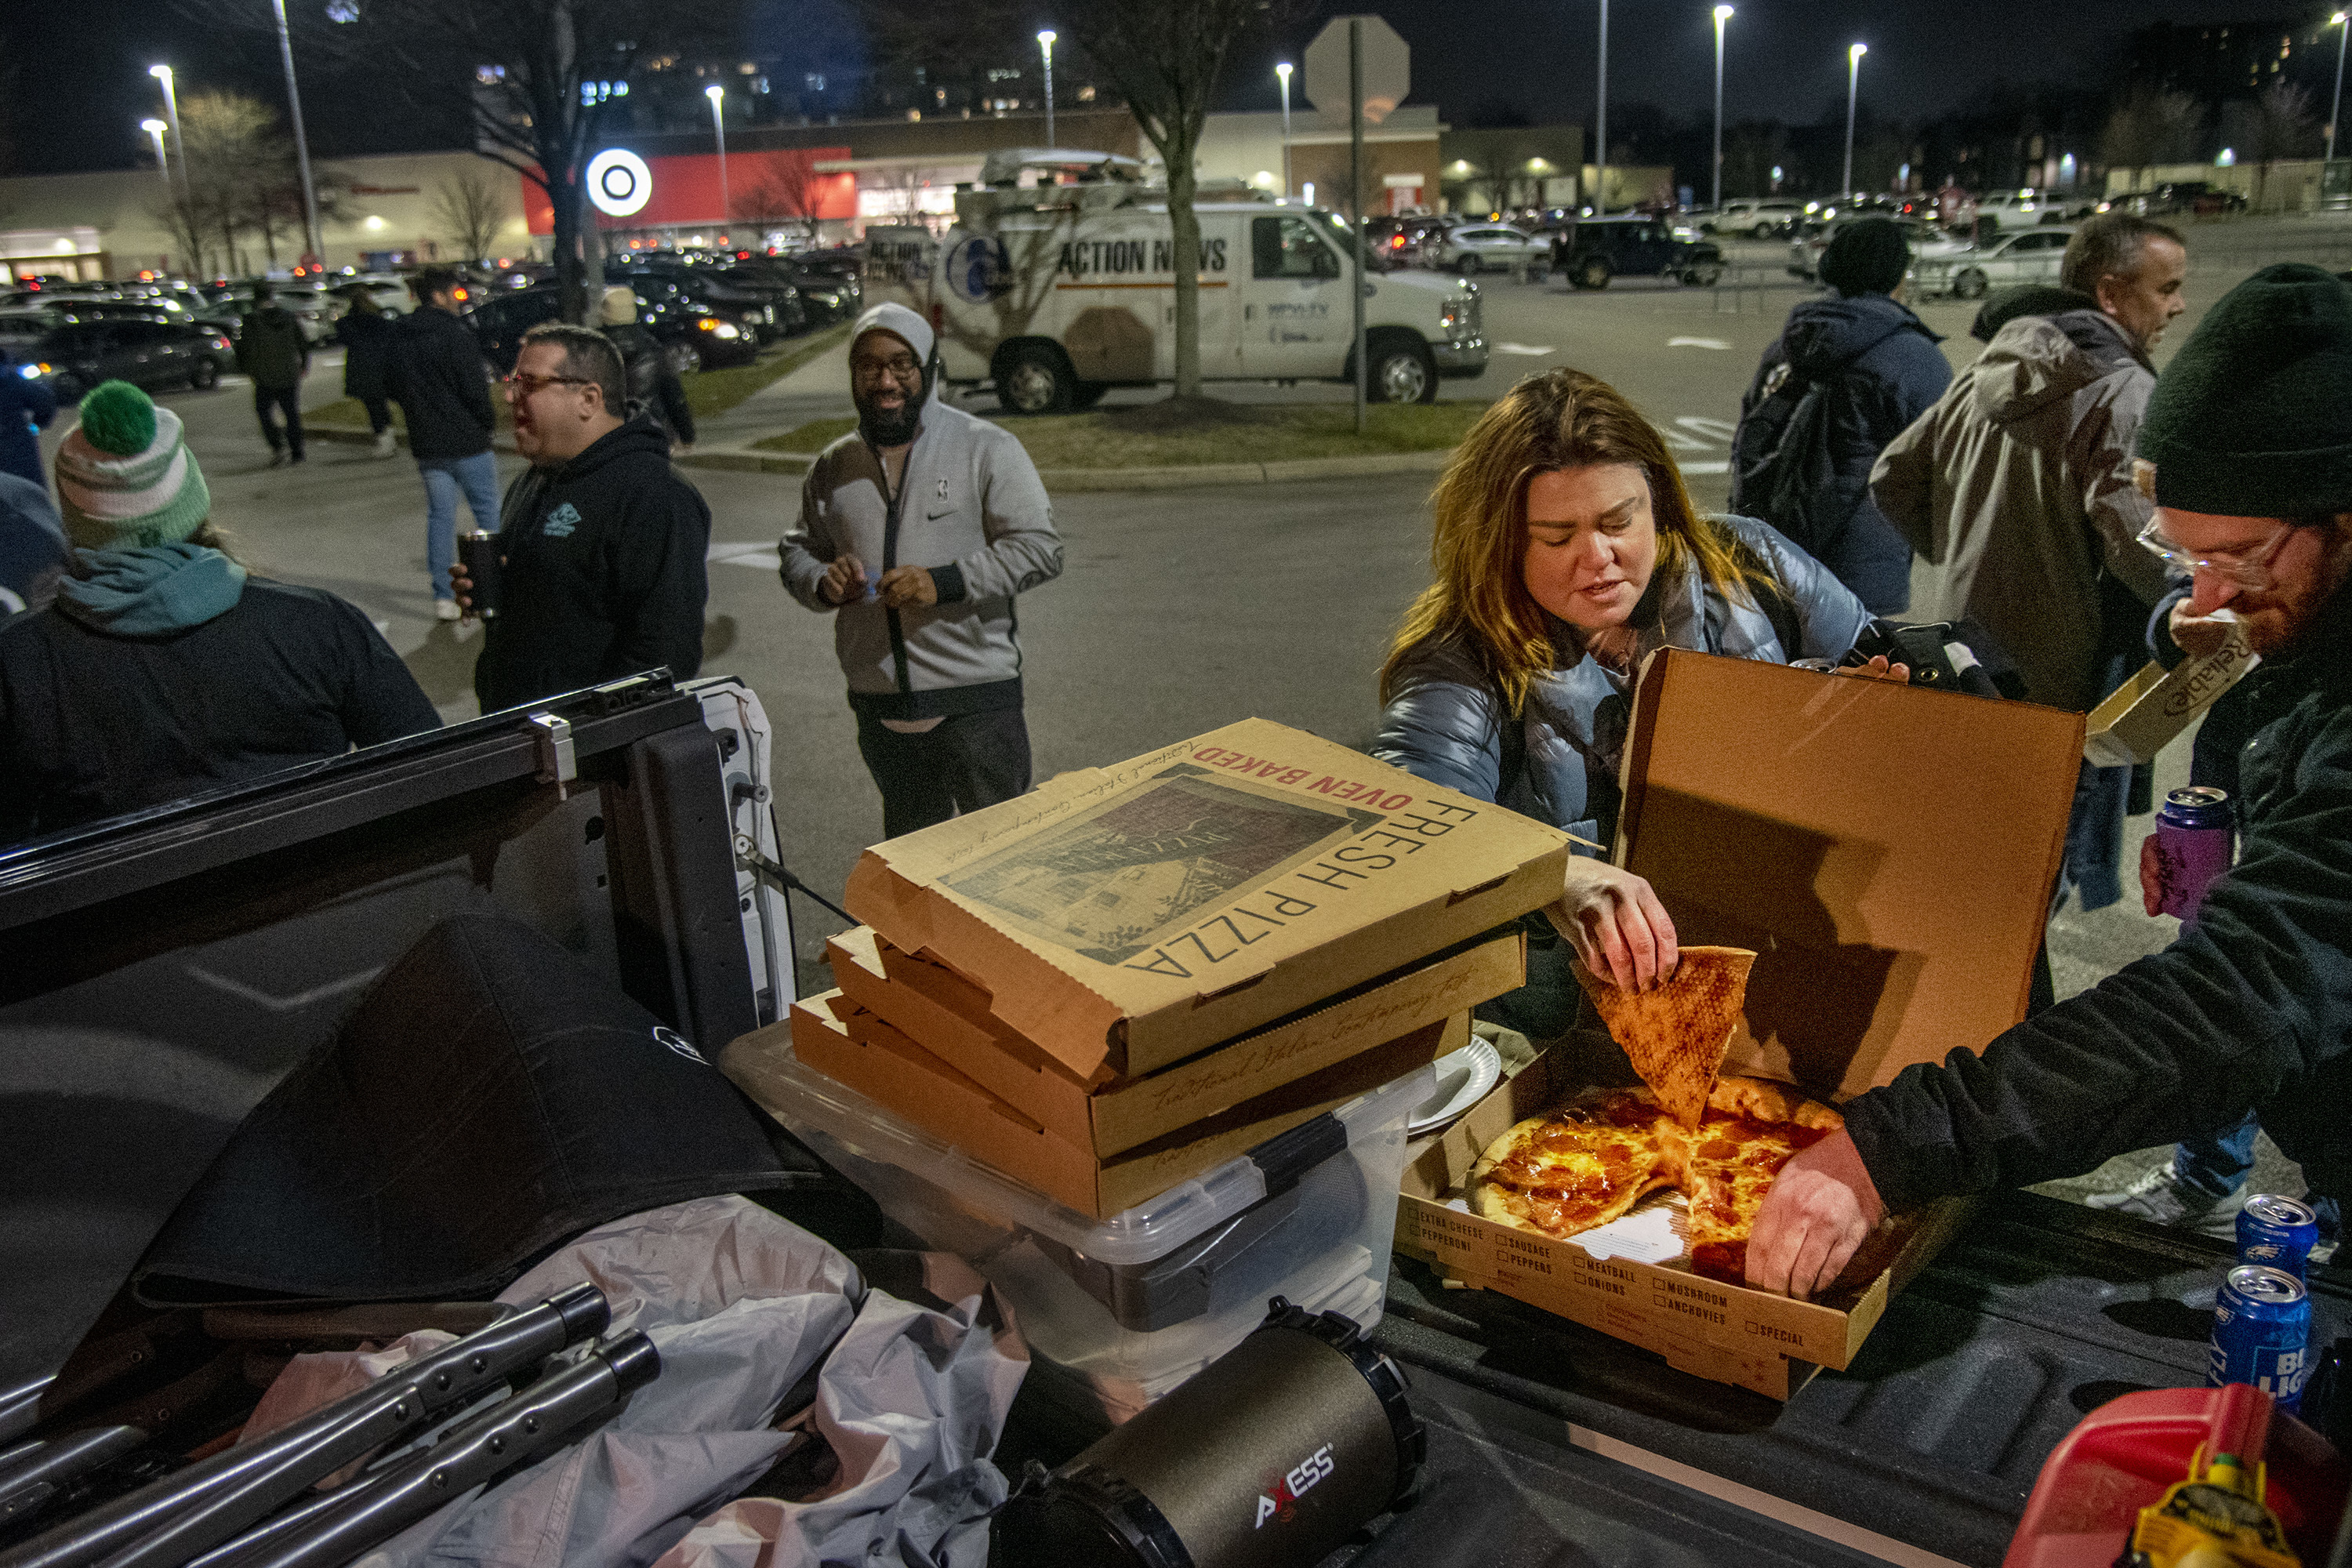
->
xmin=1744 ymin=1131 xmax=1886 ymax=1301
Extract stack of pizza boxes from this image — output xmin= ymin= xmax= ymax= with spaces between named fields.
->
xmin=723 ymin=717 xmax=1570 ymax=1224
xmin=1393 ymin=650 xmax=2090 ymax=1399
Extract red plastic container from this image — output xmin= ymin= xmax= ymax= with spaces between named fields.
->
xmin=2005 ymin=1383 xmax=2347 ymax=1566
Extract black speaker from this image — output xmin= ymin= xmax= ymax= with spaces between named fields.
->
xmin=993 ymin=1298 xmax=1423 ymax=1568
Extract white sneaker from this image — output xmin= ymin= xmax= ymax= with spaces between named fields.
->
xmin=434 ymin=599 xmax=462 ymax=622
xmin=2085 ymin=1163 xmax=2250 ymax=1237
xmin=373 ymin=430 xmax=397 ymax=458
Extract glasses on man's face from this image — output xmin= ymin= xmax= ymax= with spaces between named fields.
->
xmin=2136 ymin=516 xmax=2292 ymax=591
xmin=851 ymin=354 xmax=921 ymax=386
xmin=504 ymin=371 xmax=593 ymax=397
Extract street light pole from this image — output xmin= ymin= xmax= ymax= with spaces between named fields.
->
xmin=1276 ymin=62 xmax=1293 ymax=199
xmin=1711 ymin=5 xmax=1733 ymax=212
xmin=1842 ymin=42 xmax=1867 ymax=199
xmin=141 ymin=120 xmax=172 ymax=189
xmin=706 ymin=85 xmax=729 ymax=229
xmin=1594 ymin=0 xmax=1609 ymax=215
xmin=2329 ymin=13 xmax=2349 ymax=167
xmin=149 ymin=65 xmax=191 ymax=215
xmin=269 ymin=0 xmax=324 ymax=268
xmin=1038 ymin=31 xmax=1057 ymax=147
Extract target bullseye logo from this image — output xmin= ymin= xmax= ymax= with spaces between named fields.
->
xmin=586 ymin=149 xmax=652 ymax=217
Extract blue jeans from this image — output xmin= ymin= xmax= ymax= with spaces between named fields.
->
xmin=418 ymin=452 xmax=501 ymax=602
xmin=2174 ymin=1112 xmax=2342 ymax=1241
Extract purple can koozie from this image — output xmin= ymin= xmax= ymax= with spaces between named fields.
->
xmin=2154 ymin=785 xmax=2234 ymax=924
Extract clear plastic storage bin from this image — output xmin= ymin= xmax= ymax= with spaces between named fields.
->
xmin=751 ymin=1040 xmax=1432 ymax=1422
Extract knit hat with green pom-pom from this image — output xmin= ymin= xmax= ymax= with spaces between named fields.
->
xmin=53 ymin=380 xmax=212 ymax=550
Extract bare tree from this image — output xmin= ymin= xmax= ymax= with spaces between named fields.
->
xmin=1722 ymin=121 xmax=1788 ymax=201
xmin=2101 ymin=85 xmax=2205 ymax=196
xmin=434 ymin=165 xmax=509 ymax=263
xmin=735 ymin=151 xmax=830 ymax=245
xmin=176 ymin=91 xmax=294 ymax=278
xmin=2251 ymin=79 xmax=2319 ymax=211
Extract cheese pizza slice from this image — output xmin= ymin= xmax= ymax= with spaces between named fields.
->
xmin=1573 ymin=946 xmax=1758 ymax=1129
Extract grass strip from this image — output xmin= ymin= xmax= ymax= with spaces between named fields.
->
xmin=750 ymin=398 xmax=1488 ymax=467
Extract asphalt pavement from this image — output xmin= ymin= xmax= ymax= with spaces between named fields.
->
xmin=33 ymin=216 xmax=2351 ymax=1213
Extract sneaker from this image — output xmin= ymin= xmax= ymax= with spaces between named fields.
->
xmin=373 ymin=430 xmax=397 ymax=458
xmin=2085 ymin=1163 xmax=2250 ymax=1237
xmin=434 ymin=599 xmax=462 ymax=622
xmin=267 ymin=449 xmax=288 ymax=468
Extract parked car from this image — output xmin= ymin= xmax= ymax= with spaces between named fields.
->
xmin=1969 ymin=190 xmax=2074 ymax=232
xmin=1707 ymin=199 xmax=1806 ymax=240
xmin=1786 ymin=216 xmax=1940 ymax=282
xmin=1 ymin=316 xmax=234 ymax=400
xmin=1907 ymin=225 xmax=2075 ymax=299
xmin=1423 ymin=223 xmax=1548 ymax=276
xmin=466 ymin=283 xmax=759 ymax=377
xmin=1552 ymin=216 xmax=1724 ymax=289
xmin=2102 ymin=181 xmax=2248 ymax=217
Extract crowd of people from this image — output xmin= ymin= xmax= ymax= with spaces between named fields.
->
xmin=0 ymin=221 xmax=2345 ymax=1303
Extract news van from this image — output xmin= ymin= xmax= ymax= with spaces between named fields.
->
xmin=863 ymin=151 xmax=1488 ymax=414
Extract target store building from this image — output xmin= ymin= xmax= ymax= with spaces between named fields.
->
xmin=523 ymin=147 xmax=858 ymax=252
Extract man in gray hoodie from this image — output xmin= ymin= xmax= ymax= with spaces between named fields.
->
xmin=781 ymin=303 xmax=1063 ymax=839
xmin=1870 ymin=214 xmax=2185 ymax=913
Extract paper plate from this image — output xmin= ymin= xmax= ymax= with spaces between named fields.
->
xmin=1407 ymin=1037 xmax=1504 ymax=1135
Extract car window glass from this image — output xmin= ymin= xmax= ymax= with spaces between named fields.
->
xmin=1253 ymin=215 xmax=1338 ymax=279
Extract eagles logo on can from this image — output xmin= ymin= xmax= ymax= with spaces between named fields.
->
xmin=946 ymin=235 xmax=1011 ymax=303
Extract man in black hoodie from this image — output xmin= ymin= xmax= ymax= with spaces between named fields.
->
xmin=456 ymin=322 xmax=709 ymax=713
xmin=390 ymin=267 xmax=500 ymax=620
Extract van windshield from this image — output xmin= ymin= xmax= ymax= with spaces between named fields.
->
xmin=1311 ymin=209 xmax=1387 ymax=272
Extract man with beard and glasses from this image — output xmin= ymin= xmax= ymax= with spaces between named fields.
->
xmin=1746 ymin=265 xmax=2352 ymax=1301
xmin=781 ymin=303 xmax=1062 ymax=839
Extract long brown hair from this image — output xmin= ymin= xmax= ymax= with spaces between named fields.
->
xmin=1379 ymin=367 xmax=1773 ymax=713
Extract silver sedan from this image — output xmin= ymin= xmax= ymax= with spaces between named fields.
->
xmin=1907 ymin=227 xmax=2075 ymax=300
xmin=1423 ymin=224 xmax=1548 ymax=277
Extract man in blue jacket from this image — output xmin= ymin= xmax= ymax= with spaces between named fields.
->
xmin=1731 ymin=218 xmax=1951 ymax=613
xmin=1745 ymin=264 xmax=2352 ymax=1300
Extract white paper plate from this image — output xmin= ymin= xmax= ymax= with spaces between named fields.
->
xmin=1407 ymin=1037 xmax=1504 ymax=1135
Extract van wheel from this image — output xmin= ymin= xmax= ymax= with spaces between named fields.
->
xmin=1367 ymin=336 xmax=1437 ymax=405
xmin=1576 ymin=257 xmax=1612 ymax=290
xmin=997 ymin=344 xmax=1074 ymax=415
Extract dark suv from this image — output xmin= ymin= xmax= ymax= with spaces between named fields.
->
xmin=1549 ymin=217 xmax=1724 ymax=289
xmin=465 ymin=284 xmax=759 ymax=377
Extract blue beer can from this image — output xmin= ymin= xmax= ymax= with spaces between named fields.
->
xmin=2211 ymin=1265 xmax=2313 ymax=1414
xmin=2238 ymin=1194 xmax=2323 ymax=1280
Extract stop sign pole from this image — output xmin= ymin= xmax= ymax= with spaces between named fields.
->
xmin=1351 ymin=17 xmax=1366 ymax=434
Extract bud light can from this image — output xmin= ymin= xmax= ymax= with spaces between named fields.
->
xmin=2154 ymin=786 xmax=2235 ymax=924
xmin=2238 ymin=1195 xmax=2322 ymax=1280
xmin=2211 ymin=1265 xmax=2312 ymax=1414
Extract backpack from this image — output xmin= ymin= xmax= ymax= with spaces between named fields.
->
xmin=1730 ymin=358 xmax=1838 ymax=560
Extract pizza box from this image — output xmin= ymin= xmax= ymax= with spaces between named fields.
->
xmin=1395 ymin=1044 xmax=1976 ymax=1400
xmin=2082 ymin=626 xmax=2258 ymax=768
xmin=825 ymin=924 xmax=1525 ymax=1159
xmin=843 ymin=717 xmax=1570 ymax=1082
xmin=1397 ymin=649 xmax=2080 ymax=1398
xmin=740 ymin=987 xmax=1461 ymax=1220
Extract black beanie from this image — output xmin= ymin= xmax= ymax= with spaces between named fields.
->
xmin=2139 ymin=263 xmax=2352 ymax=517
xmin=1817 ymin=217 xmax=1911 ymax=297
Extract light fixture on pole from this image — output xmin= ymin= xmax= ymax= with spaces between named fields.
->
xmin=1276 ymin=61 xmax=1294 ymax=199
xmin=149 ymin=65 xmax=190 ymax=213
xmin=706 ymin=85 xmax=730 ymax=225
xmin=1711 ymin=6 xmax=1733 ymax=212
xmin=141 ymin=120 xmax=172 ymax=187
xmin=1594 ymin=0 xmax=1610 ymax=216
xmin=1038 ymin=31 xmax=1057 ymax=147
xmin=269 ymin=0 xmax=325 ymax=269
xmin=2329 ymin=13 xmax=2350 ymax=167
xmin=1842 ymin=42 xmax=1867 ymax=199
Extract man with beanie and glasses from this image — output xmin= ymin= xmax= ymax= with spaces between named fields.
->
xmin=1748 ymin=264 xmax=2352 ymax=1301
xmin=781 ymin=303 xmax=1062 ymax=839
xmin=1731 ymin=216 xmax=1950 ymax=613
xmin=0 ymin=382 xmax=437 ymax=844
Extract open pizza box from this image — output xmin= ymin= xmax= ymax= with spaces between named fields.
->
xmin=1395 ymin=649 xmax=2087 ymax=1399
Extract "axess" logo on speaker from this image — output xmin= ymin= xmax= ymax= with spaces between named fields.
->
xmin=1253 ymin=1444 xmax=1335 ymax=1528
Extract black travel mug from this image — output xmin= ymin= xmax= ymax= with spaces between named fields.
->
xmin=459 ymin=530 xmax=503 ymax=619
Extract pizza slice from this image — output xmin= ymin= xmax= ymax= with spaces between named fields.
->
xmin=1573 ymin=946 xmax=1758 ymax=1129
xmin=1471 ymin=1088 xmax=1680 ymax=1240
xmin=1678 ymin=1076 xmax=1844 ymax=1284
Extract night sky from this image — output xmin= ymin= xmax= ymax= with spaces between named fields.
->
xmin=0 ymin=0 xmax=2323 ymax=176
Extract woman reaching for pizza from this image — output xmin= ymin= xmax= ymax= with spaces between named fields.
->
xmin=1373 ymin=367 xmax=1900 ymax=1035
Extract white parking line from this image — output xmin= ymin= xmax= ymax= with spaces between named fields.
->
xmin=709 ymin=541 xmax=782 ymax=571
xmin=1495 ymin=343 xmax=1556 ymax=356
xmin=1667 ymin=337 xmax=1733 ymax=350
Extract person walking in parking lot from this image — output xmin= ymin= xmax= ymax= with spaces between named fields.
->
xmin=389 ymin=267 xmax=499 ymax=620
xmin=0 ymin=349 xmax=58 ymax=488
xmin=336 ymin=287 xmax=398 ymax=459
xmin=781 ymin=303 xmax=1063 ymax=840
xmin=597 ymin=287 xmax=695 ymax=452
xmin=234 ymin=281 xmax=308 ymax=468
